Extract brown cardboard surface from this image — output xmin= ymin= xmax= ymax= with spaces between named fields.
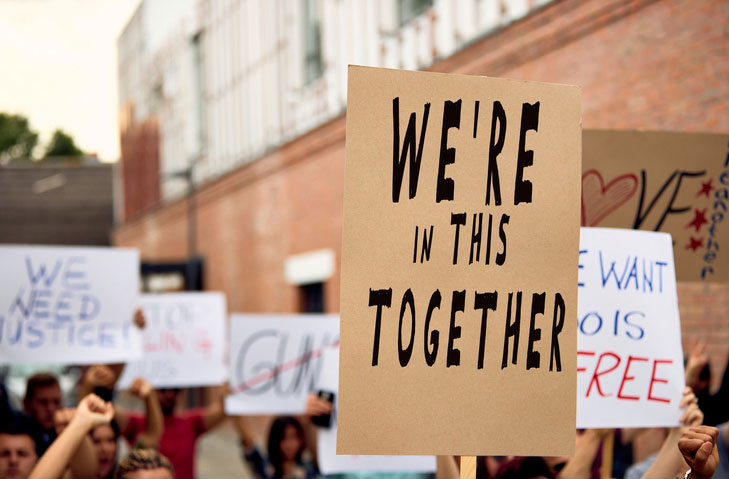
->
xmin=338 ymin=66 xmax=581 ymax=456
xmin=582 ymin=130 xmax=729 ymax=282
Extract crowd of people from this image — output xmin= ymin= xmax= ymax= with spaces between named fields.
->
xmin=1 ymin=321 xmax=728 ymax=479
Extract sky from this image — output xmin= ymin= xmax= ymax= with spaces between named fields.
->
xmin=0 ymin=0 xmax=143 ymax=162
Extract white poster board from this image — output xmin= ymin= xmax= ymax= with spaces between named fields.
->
xmin=577 ymin=228 xmax=685 ymax=428
xmin=0 ymin=245 xmax=142 ymax=365
xmin=225 ymin=314 xmax=339 ymax=415
xmin=117 ymin=292 xmax=227 ymax=389
xmin=317 ymin=347 xmax=436 ymax=475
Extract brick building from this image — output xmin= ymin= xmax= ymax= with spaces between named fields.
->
xmin=114 ymin=0 xmax=729 ymax=384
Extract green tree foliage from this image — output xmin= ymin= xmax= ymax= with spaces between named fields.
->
xmin=0 ymin=113 xmax=39 ymax=164
xmin=44 ymin=129 xmax=84 ymax=158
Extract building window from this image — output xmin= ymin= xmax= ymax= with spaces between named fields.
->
xmin=398 ymin=0 xmax=433 ymax=25
xmin=303 ymin=0 xmax=323 ymax=84
xmin=299 ymin=282 xmax=325 ymax=313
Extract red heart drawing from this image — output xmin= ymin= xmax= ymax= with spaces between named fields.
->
xmin=581 ymin=170 xmax=639 ymax=226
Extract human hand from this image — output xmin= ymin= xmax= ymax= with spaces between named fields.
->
xmin=129 ymin=377 xmax=152 ymax=399
xmin=85 ymin=365 xmax=117 ymax=389
xmin=54 ymin=408 xmax=75 ymax=435
xmin=305 ymin=393 xmax=333 ymax=417
xmin=685 ymin=340 xmax=709 ymax=387
xmin=133 ymin=308 xmax=146 ymax=329
xmin=679 ymin=387 xmax=704 ymax=428
xmin=678 ymin=426 xmax=719 ymax=479
xmin=74 ymin=394 xmax=114 ymax=429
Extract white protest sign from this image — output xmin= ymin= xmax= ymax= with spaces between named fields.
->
xmin=577 ymin=228 xmax=685 ymax=428
xmin=225 ymin=314 xmax=339 ymax=415
xmin=117 ymin=292 xmax=227 ymax=389
xmin=316 ymin=347 xmax=436 ymax=475
xmin=0 ymin=245 xmax=142 ymax=365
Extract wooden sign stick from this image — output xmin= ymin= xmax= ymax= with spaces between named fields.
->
xmin=600 ymin=430 xmax=615 ymax=479
xmin=460 ymin=456 xmax=476 ymax=479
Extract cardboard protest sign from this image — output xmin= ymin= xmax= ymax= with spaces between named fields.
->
xmin=577 ymin=228 xmax=685 ymax=428
xmin=339 ymin=66 xmax=582 ymax=456
xmin=117 ymin=292 xmax=227 ymax=389
xmin=316 ymin=347 xmax=436 ymax=475
xmin=582 ymin=130 xmax=729 ymax=282
xmin=225 ymin=314 xmax=339 ymax=415
xmin=0 ymin=245 xmax=142 ymax=364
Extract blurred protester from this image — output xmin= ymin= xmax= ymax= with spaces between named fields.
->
xmin=22 ymin=373 xmax=63 ymax=456
xmin=235 ymin=414 xmax=319 ymax=479
xmin=0 ymin=419 xmax=37 ymax=479
xmin=678 ymin=426 xmax=720 ymax=479
xmin=27 ymin=393 xmax=113 ymax=479
xmin=627 ymin=387 xmax=702 ymax=479
xmin=118 ymin=384 xmax=226 ymax=479
xmin=685 ymin=342 xmax=729 ymax=426
xmin=113 ymin=449 xmax=174 ymax=479
xmin=1 ymin=382 xmax=18 ymax=425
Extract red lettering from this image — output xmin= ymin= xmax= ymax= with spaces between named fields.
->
xmin=617 ymin=355 xmax=648 ymax=401
xmin=586 ymin=352 xmax=621 ymax=397
xmin=648 ymin=359 xmax=673 ymax=403
xmin=577 ymin=350 xmax=595 ymax=373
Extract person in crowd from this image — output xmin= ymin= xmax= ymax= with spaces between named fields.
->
xmin=22 ymin=372 xmax=63 ymax=457
xmin=81 ymin=362 xmax=225 ymax=479
xmin=1 ymin=382 xmax=19 ymax=425
xmin=235 ymin=414 xmax=319 ymax=479
xmin=678 ymin=425 xmax=720 ymax=479
xmin=55 ymin=377 xmax=161 ymax=479
xmin=113 ymin=449 xmax=174 ymax=479
xmin=625 ymin=387 xmax=703 ymax=479
xmin=685 ymin=342 xmax=729 ymax=426
xmin=0 ymin=419 xmax=37 ymax=479
xmin=496 ymin=457 xmax=556 ymax=479
xmin=24 ymin=393 xmax=113 ymax=479
xmin=704 ymin=421 xmax=729 ymax=479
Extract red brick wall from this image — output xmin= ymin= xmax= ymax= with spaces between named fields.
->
xmin=114 ymin=0 xmax=729 ymax=386
xmin=119 ymin=113 xmax=161 ymax=222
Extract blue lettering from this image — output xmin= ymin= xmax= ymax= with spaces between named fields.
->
xmin=6 ymin=319 xmax=22 ymax=345
xmin=98 ymin=323 xmax=115 ymax=348
xmin=702 ymin=266 xmax=714 ymax=278
xmin=32 ymin=290 xmax=52 ymax=320
xmin=67 ymin=323 xmax=75 ymax=346
xmin=720 ymin=172 xmax=729 ymax=185
xmin=579 ymin=312 xmax=602 ymax=336
xmin=47 ymin=322 xmax=65 ymax=345
xmin=622 ymin=258 xmax=639 ymax=290
xmin=25 ymin=256 xmax=62 ymax=287
xmin=62 ymin=256 xmax=90 ymax=290
xmin=79 ymin=324 xmax=95 ymax=347
xmin=9 ymin=288 xmax=34 ymax=318
xmin=578 ymin=249 xmax=587 ymax=287
xmin=27 ymin=323 xmax=44 ymax=348
xmin=54 ymin=291 xmax=73 ymax=322
xmin=79 ymin=295 xmax=100 ymax=321
xmin=624 ymin=311 xmax=645 ymax=340
xmin=599 ymin=251 xmax=629 ymax=289
xmin=642 ymin=258 xmax=653 ymax=292
xmin=656 ymin=262 xmax=667 ymax=293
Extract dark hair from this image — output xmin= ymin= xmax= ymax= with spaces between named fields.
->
xmin=91 ymin=419 xmax=121 ymax=440
xmin=0 ymin=418 xmax=36 ymax=444
xmin=24 ymin=372 xmax=60 ymax=403
xmin=267 ymin=416 xmax=305 ymax=478
xmin=496 ymin=457 xmax=556 ymax=479
xmin=115 ymin=449 xmax=174 ymax=479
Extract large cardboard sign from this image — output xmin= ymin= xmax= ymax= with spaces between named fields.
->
xmin=225 ymin=314 xmax=339 ymax=415
xmin=577 ymin=228 xmax=685 ymax=428
xmin=339 ymin=66 xmax=582 ymax=456
xmin=582 ymin=130 xmax=729 ymax=282
xmin=117 ymin=293 xmax=227 ymax=389
xmin=316 ymin=348 xmax=436 ymax=475
xmin=0 ymin=245 xmax=142 ymax=364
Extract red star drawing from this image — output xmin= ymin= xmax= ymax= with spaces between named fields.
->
xmin=686 ymin=208 xmax=708 ymax=232
xmin=697 ymin=179 xmax=714 ymax=198
xmin=686 ymin=236 xmax=704 ymax=252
